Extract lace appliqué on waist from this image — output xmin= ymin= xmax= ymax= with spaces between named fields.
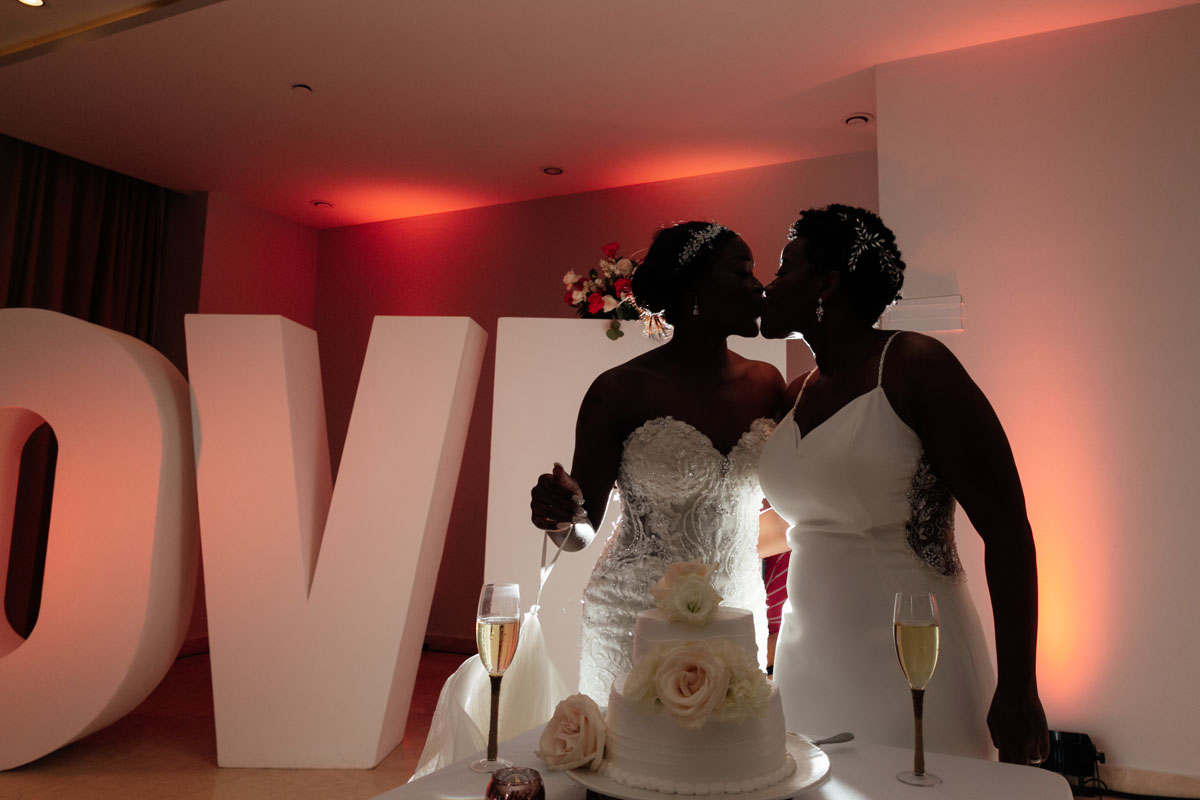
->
xmin=904 ymin=453 xmax=965 ymax=582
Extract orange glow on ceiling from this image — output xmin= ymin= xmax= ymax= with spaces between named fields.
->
xmin=608 ymin=149 xmax=804 ymax=192
xmin=305 ymin=182 xmax=497 ymax=229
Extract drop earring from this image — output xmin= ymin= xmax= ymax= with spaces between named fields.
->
xmin=693 ymin=299 xmax=700 ymax=316
xmin=815 ymin=297 xmax=825 ymax=322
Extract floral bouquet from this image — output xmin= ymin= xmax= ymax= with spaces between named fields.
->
xmin=563 ymin=241 xmax=641 ymax=340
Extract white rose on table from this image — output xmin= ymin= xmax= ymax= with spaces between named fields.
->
xmin=654 ymin=642 xmax=730 ymax=728
xmin=602 ymin=295 xmax=620 ymax=313
xmin=535 ymin=693 xmax=607 ymax=771
xmin=614 ymin=258 xmax=635 ymax=276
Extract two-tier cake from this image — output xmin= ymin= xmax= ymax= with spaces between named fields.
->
xmin=537 ymin=561 xmax=797 ymax=795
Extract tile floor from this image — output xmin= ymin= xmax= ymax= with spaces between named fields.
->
xmin=0 ymin=649 xmax=467 ymax=799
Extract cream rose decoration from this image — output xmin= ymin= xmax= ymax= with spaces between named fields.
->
xmin=535 ymin=694 xmax=607 ymax=771
xmin=653 ymin=642 xmax=730 ymax=728
xmin=651 ymin=562 xmax=723 ymax=625
xmin=614 ymin=257 xmax=635 ymax=276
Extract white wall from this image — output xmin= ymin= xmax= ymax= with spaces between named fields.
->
xmin=877 ymin=4 xmax=1200 ymax=776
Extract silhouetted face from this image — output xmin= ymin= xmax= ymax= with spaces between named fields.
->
xmin=760 ymin=238 xmax=819 ymax=339
xmin=692 ymin=236 xmax=764 ymax=338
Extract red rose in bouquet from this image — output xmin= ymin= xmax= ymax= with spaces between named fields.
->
xmin=560 ymin=242 xmax=643 ymax=339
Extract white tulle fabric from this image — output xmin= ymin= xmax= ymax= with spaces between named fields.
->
xmin=759 ymin=335 xmax=994 ymax=757
xmin=578 ymin=417 xmax=775 ymax=702
xmin=410 ymin=609 xmax=569 ymax=780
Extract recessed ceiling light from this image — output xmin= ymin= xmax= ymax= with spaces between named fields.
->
xmin=18 ymin=0 xmax=46 ymax=7
xmin=311 ymin=200 xmax=332 ymax=208
xmin=843 ymin=112 xmax=875 ymax=127
xmin=542 ymin=166 xmax=564 ymax=175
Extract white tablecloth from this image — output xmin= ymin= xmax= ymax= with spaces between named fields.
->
xmin=375 ymin=726 xmax=1071 ymax=800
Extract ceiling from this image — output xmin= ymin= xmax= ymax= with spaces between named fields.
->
xmin=0 ymin=0 xmax=1194 ymax=229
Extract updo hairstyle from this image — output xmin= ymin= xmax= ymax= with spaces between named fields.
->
xmin=630 ymin=221 xmax=738 ymax=325
xmin=788 ymin=204 xmax=905 ymax=324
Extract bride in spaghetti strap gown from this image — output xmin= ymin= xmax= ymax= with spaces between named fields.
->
xmin=760 ymin=333 xmax=994 ymax=756
xmin=757 ymin=205 xmax=1049 ymax=766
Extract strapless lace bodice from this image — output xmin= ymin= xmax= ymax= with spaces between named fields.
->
xmin=578 ymin=416 xmax=775 ymax=701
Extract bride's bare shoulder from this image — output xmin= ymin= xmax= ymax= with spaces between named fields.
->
xmin=581 ymin=359 xmax=656 ymax=407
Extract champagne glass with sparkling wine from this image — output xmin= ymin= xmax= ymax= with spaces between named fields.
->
xmin=472 ymin=583 xmax=521 ymax=772
xmin=893 ymin=591 xmax=942 ymax=787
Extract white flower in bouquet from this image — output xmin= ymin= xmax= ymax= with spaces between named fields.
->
xmin=561 ymin=241 xmax=641 ymax=339
xmin=653 ymin=642 xmax=730 ymax=728
xmin=535 ymin=693 xmax=607 ymax=771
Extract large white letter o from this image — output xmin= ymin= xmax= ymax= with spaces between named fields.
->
xmin=0 ymin=308 xmax=199 ymax=770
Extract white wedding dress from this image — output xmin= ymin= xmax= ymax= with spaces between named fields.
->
xmin=577 ymin=416 xmax=775 ymax=702
xmin=759 ymin=334 xmax=994 ymax=757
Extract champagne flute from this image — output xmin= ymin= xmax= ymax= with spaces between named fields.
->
xmin=472 ymin=583 xmax=521 ymax=772
xmin=893 ymin=591 xmax=942 ymax=787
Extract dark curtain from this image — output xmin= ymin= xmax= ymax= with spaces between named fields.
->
xmin=1 ymin=133 xmax=170 ymax=637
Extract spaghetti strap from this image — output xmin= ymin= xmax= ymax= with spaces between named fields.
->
xmin=792 ymin=368 xmax=818 ymax=413
xmin=873 ymin=331 xmax=902 ymax=388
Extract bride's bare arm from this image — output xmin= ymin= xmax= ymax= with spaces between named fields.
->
xmin=530 ymin=371 xmax=625 ymax=551
xmin=893 ymin=333 xmax=1049 ymax=766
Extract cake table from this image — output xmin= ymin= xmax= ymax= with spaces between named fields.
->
xmin=374 ymin=725 xmax=1072 ymax=800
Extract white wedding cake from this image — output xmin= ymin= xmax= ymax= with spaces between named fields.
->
xmin=537 ymin=562 xmax=795 ymax=795
xmin=600 ymin=606 xmax=794 ymax=794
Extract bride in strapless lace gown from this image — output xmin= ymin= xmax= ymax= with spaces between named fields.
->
xmin=577 ymin=415 xmax=775 ymax=700
xmin=530 ymin=222 xmax=785 ymax=701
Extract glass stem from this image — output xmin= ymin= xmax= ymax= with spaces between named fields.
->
xmin=911 ymin=688 xmax=925 ymax=776
xmin=488 ymin=674 xmax=502 ymax=762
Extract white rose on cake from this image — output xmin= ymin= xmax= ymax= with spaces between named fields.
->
xmin=653 ymin=642 xmax=731 ymax=728
xmin=709 ymin=639 xmax=771 ymax=721
xmin=650 ymin=561 xmax=723 ymax=625
xmin=535 ymin=694 xmax=606 ymax=771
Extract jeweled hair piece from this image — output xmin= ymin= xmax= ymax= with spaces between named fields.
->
xmin=677 ymin=223 xmax=730 ymax=268
xmin=838 ymin=211 xmax=902 ymax=290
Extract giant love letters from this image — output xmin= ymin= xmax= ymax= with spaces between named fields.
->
xmin=0 ymin=309 xmax=486 ymax=770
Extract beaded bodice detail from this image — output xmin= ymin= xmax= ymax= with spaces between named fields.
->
xmin=906 ymin=454 xmax=965 ymax=580
xmin=578 ymin=416 xmax=774 ymax=702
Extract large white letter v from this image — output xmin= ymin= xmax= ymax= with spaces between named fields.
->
xmin=185 ymin=315 xmax=485 ymax=768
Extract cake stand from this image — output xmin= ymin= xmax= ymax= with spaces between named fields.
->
xmin=566 ymin=733 xmax=831 ymax=800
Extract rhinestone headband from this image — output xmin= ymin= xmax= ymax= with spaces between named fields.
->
xmin=839 ymin=212 xmax=902 ymax=289
xmin=677 ymin=223 xmax=730 ymax=267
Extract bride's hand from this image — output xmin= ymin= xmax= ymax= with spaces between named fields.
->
xmin=530 ymin=463 xmax=585 ymax=531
